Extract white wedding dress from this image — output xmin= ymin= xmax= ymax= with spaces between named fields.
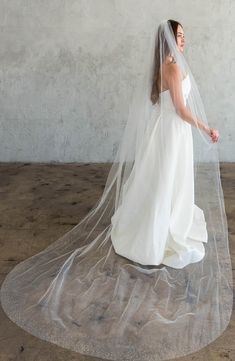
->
xmin=111 ymin=74 xmax=208 ymax=268
xmin=1 ymin=19 xmax=232 ymax=361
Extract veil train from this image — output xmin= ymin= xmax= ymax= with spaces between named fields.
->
xmin=0 ymin=19 xmax=233 ymax=361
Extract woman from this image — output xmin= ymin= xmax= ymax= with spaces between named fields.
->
xmin=110 ymin=20 xmax=219 ymax=268
xmin=0 ymin=19 xmax=233 ymax=361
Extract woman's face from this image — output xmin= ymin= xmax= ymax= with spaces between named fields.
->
xmin=176 ymin=24 xmax=185 ymax=52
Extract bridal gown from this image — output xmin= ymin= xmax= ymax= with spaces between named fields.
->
xmin=110 ymin=74 xmax=208 ymax=268
xmin=0 ymin=70 xmax=233 ymax=361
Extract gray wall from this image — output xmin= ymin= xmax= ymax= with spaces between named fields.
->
xmin=0 ymin=0 xmax=234 ymax=162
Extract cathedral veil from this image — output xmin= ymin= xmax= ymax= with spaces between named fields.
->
xmin=0 ymin=19 xmax=233 ymax=361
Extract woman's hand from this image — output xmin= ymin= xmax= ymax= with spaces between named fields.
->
xmin=205 ymin=126 xmax=220 ymax=143
xmin=209 ymin=127 xmax=220 ymax=143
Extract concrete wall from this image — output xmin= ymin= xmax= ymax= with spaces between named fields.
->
xmin=0 ymin=0 xmax=234 ymax=162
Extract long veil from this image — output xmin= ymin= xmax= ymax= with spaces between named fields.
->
xmin=0 ymin=19 xmax=233 ymax=361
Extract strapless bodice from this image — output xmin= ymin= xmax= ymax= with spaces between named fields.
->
xmin=160 ymin=73 xmax=191 ymax=110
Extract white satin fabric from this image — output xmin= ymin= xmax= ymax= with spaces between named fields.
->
xmin=111 ymin=74 xmax=208 ymax=268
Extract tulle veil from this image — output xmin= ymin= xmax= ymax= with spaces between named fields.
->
xmin=0 ymin=19 xmax=233 ymax=361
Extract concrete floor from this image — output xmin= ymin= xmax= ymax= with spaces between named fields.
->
xmin=0 ymin=162 xmax=234 ymax=361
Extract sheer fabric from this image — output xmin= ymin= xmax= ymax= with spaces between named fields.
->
xmin=0 ymin=19 xmax=233 ymax=361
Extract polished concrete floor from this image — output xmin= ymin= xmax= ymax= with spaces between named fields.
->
xmin=0 ymin=162 xmax=234 ymax=361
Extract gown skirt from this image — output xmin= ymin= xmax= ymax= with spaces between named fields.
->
xmin=110 ymin=98 xmax=208 ymax=269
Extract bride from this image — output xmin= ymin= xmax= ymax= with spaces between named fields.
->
xmin=111 ymin=19 xmax=219 ymax=268
xmin=0 ymin=19 xmax=233 ymax=361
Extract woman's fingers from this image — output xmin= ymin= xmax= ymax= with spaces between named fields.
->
xmin=210 ymin=128 xmax=219 ymax=143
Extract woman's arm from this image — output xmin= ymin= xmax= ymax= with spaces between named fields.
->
xmin=166 ymin=63 xmax=219 ymax=142
xmin=167 ymin=64 xmax=206 ymax=128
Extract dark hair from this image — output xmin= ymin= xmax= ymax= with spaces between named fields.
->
xmin=150 ymin=19 xmax=183 ymax=105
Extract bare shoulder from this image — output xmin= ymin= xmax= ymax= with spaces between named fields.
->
xmin=167 ymin=63 xmax=182 ymax=81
